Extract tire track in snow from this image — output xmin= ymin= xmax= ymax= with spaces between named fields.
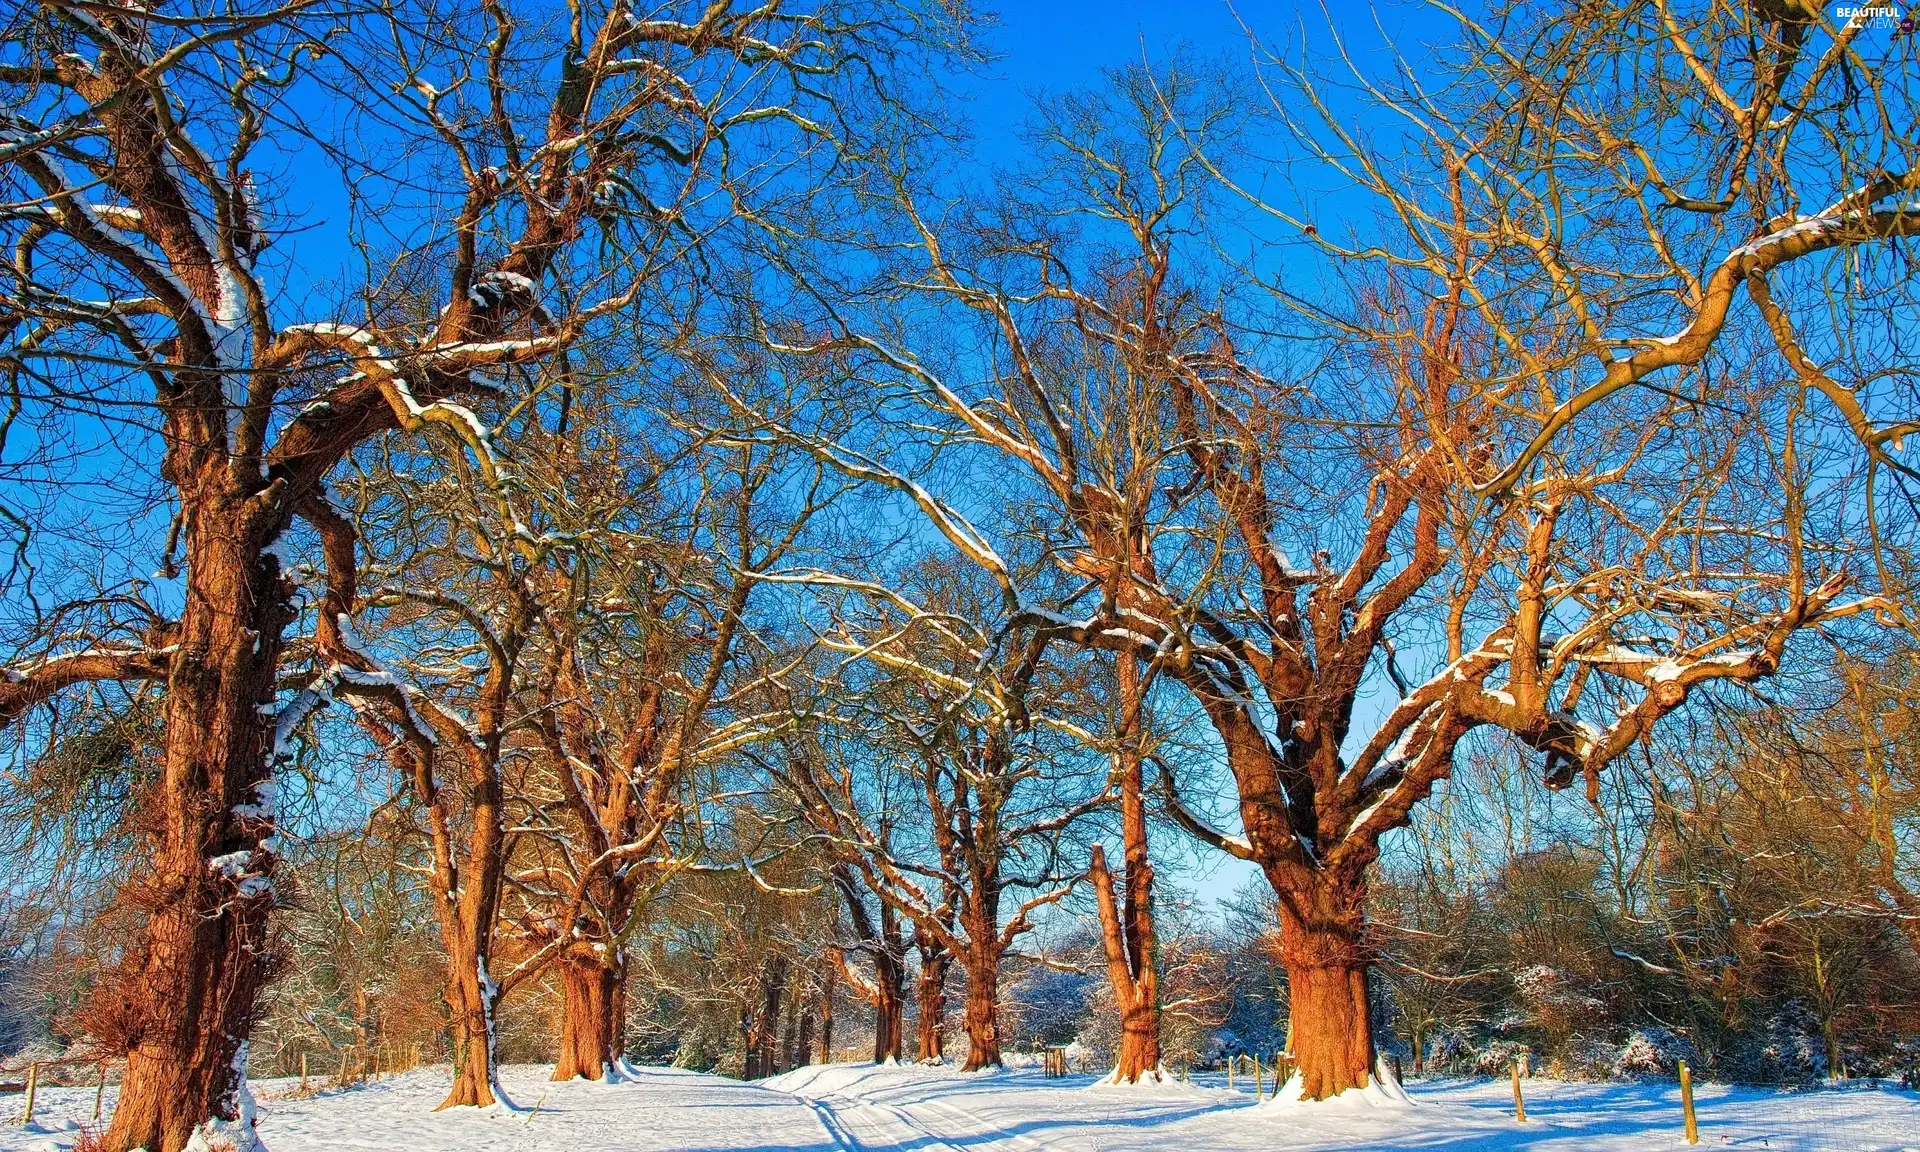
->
xmin=796 ymin=1090 xmax=972 ymax=1152
xmin=867 ymin=1097 xmax=1000 ymax=1151
xmin=886 ymin=1092 xmax=1046 ymax=1152
xmin=798 ymin=1096 xmax=862 ymax=1152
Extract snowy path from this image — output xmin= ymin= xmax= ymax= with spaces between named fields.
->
xmin=3 ymin=1061 xmax=1916 ymax=1151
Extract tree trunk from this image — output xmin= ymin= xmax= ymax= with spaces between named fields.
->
xmin=741 ymin=1006 xmax=761 ymax=1081
xmin=552 ymin=950 xmax=623 ymax=1081
xmin=914 ymin=940 xmax=950 ymax=1063
xmin=756 ymin=956 xmax=790 ymax=1079
xmin=1275 ymin=873 xmax=1376 ymax=1100
xmin=819 ymin=960 xmax=837 ymax=1063
xmin=873 ymin=904 xmax=906 ymax=1063
xmin=873 ymin=956 xmax=905 ymax=1064
xmin=1090 ymin=845 xmax=1160 ymax=1083
xmin=102 ymin=503 xmax=290 ymax=1152
xmin=1091 ymin=656 xmax=1161 ymax=1084
xmin=960 ymin=943 xmax=1002 ymax=1071
xmin=817 ymin=958 xmax=836 ymax=1063
xmin=440 ymin=933 xmax=505 ymax=1109
xmin=782 ymin=1001 xmax=799 ymax=1073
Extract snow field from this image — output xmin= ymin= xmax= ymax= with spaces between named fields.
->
xmin=3 ymin=1062 xmax=1916 ymax=1151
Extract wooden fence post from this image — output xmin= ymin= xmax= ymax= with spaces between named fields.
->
xmin=21 ymin=1062 xmax=38 ymax=1126
xmin=300 ymin=1052 xmax=309 ymax=1094
xmin=1511 ymin=1060 xmax=1526 ymax=1122
xmin=1254 ymin=1054 xmax=1263 ymax=1098
xmin=1679 ymin=1060 xmax=1699 ymax=1145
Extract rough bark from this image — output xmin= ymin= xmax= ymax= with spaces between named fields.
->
xmin=1275 ymin=873 xmax=1375 ymax=1100
xmin=752 ymin=956 xmax=790 ymax=1079
xmin=959 ymin=941 xmax=1002 ymax=1071
xmin=439 ymin=924 xmax=505 ymax=1109
xmin=101 ymin=500 xmax=292 ymax=1152
xmin=913 ymin=932 xmax=951 ymax=1063
xmin=872 ymin=943 xmax=906 ymax=1064
xmin=553 ymin=950 xmax=624 ymax=1081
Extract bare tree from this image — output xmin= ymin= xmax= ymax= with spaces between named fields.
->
xmin=0 ymin=0 xmax=967 ymax=1141
xmin=829 ymin=862 xmax=907 ymax=1063
xmin=766 ymin=563 xmax=1108 ymax=1069
xmin=745 ymin=56 xmax=1896 ymax=1098
xmin=522 ymin=428 xmax=834 ymax=1083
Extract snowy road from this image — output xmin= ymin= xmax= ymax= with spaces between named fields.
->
xmin=3 ymin=1061 xmax=1917 ymax=1151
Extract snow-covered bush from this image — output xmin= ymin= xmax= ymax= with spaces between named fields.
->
xmin=1470 ymin=1039 xmax=1531 ymax=1076
xmin=1613 ymin=1028 xmax=1695 ymax=1078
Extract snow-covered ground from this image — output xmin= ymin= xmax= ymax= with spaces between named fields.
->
xmin=4 ymin=1061 xmax=1917 ymax=1151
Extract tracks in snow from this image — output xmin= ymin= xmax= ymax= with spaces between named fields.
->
xmin=798 ymin=1091 xmax=968 ymax=1152
xmin=783 ymin=1080 xmax=1043 ymax=1152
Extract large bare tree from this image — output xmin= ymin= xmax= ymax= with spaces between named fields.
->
xmin=749 ymin=56 xmax=1897 ymax=1099
xmin=0 ymin=0 xmax=963 ymax=1143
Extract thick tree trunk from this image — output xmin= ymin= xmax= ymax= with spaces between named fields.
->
xmin=102 ymin=504 xmax=290 ymax=1152
xmin=440 ymin=936 xmax=505 ymax=1108
xmin=1275 ymin=873 xmax=1376 ymax=1101
xmin=913 ymin=940 xmax=950 ymax=1063
xmin=552 ymin=950 xmax=623 ymax=1081
xmin=757 ymin=956 xmax=790 ymax=1078
xmin=959 ymin=945 xmax=1002 ymax=1071
xmin=873 ymin=956 xmax=905 ymax=1064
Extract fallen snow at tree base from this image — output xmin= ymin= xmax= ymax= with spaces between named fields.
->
xmin=5 ymin=1060 xmax=1918 ymax=1151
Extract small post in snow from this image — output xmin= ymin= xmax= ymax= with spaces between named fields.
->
xmin=300 ymin=1052 xmax=309 ymax=1095
xmin=21 ymin=1062 xmax=38 ymax=1125
xmin=1511 ymin=1060 xmax=1526 ymax=1122
xmin=94 ymin=1060 xmax=107 ymax=1120
xmin=1227 ymin=1055 xmax=1234 ymax=1090
xmin=1679 ymin=1060 xmax=1699 ymax=1145
xmin=1254 ymin=1054 xmax=1263 ymax=1098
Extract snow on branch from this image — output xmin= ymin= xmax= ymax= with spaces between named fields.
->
xmin=0 ymin=644 xmax=174 ymax=724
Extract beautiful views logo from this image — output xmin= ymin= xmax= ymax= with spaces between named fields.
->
xmin=1832 ymin=2 xmax=1910 ymax=29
